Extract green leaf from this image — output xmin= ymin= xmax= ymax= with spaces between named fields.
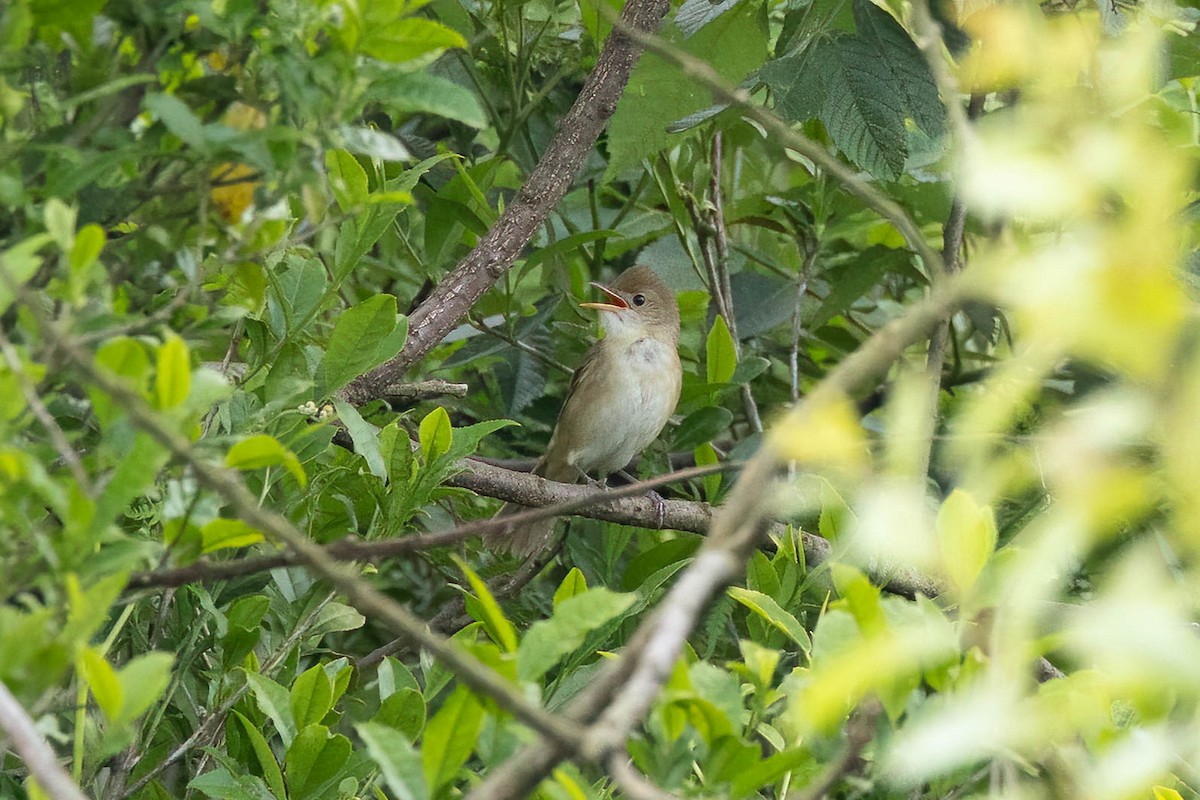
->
xmin=79 ymin=647 xmax=124 ymax=720
xmin=810 ymin=247 xmax=912 ymax=330
xmin=189 ymin=769 xmax=274 ymax=800
xmin=0 ymin=233 xmax=54 ymax=315
xmin=375 ymin=687 xmax=426 ymax=741
xmin=852 ymin=0 xmax=945 ymax=138
xmin=694 ymin=442 xmax=722 ymax=500
xmin=114 ymin=652 xmax=174 ymax=725
xmin=357 ymin=722 xmax=428 ymax=800
xmin=269 ymin=254 xmax=328 ymax=336
xmin=366 ymin=72 xmax=486 ymax=128
xmin=291 ymin=664 xmax=334 ymax=729
xmin=337 ymin=124 xmax=411 ymax=162
xmin=606 ymin=0 xmax=768 ymax=178
xmin=333 ymin=398 xmax=386 ymax=479
xmin=245 ymin=671 xmax=298 ymax=747
xmin=422 ymin=685 xmax=484 ymax=792
xmin=145 ymin=92 xmax=209 ymax=151
xmin=672 ymin=406 xmax=733 ymax=451
xmin=728 ymin=587 xmax=811 ymax=653
xmin=226 ymin=434 xmax=307 ymax=487
xmin=307 ymin=602 xmax=367 ymax=637
xmin=200 ymin=519 xmax=265 ymax=553
xmin=730 ymin=747 xmax=819 ymax=798
xmin=284 ymin=724 xmax=352 ymax=800
xmin=318 ymin=294 xmax=408 ymax=396
xmin=43 ymin=196 xmax=75 ymax=250
xmin=706 ymin=315 xmax=737 ymax=384
xmin=234 ymin=711 xmax=287 ymax=800
xmin=936 ymin=489 xmax=997 ymax=594
xmin=154 ymin=334 xmax=190 ymax=409
xmin=553 ymin=568 xmax=588 ymax=607
xmin=730 ymin=355 xmax=771 ymax=385
xmin=69 ymin=223 xmax=105 ymax=299
xmin=418 ymin=406 xmax=453 ymax=461
xmin=361 ymin=17 xmax=467 ymax=64
xmin=518 ymin=588 xmax=637 ymax=681
xmin=451 ymin=555 xmax=518 ymax=653
xmin=761 ymin=34 xmax=910 ymax=179
xmin=326 ymin=149 xmax=368 ymax=210
xmin=88 ymin=432 xmax=169 ymax=539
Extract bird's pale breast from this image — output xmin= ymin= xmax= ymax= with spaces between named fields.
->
xmin=563 ymin=335 xmax=680 ymax=476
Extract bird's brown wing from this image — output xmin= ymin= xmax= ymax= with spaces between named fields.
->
xmin=535 ymin=339 xmax=604 ymax=482
xmin=495 ymin=342 xmax=601 ymax=556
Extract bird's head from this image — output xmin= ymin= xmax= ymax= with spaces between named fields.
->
xmin=580 ymin=265 xmax=680 ymax=343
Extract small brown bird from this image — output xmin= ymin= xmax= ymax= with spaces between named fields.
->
xmin=502 ymin=265 xmax=682 ymax=556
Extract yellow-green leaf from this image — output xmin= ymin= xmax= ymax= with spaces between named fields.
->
xmin=326 ymin=149 xmax=368 ymax=210
xmin=452 ymin=554 xmax=517 ymax=653
xmin=201 ymin=518 xmax=265 ymax=553
xmin=419 ymin=406 xmax=452 ymax=461
xmin=226 ymin=433 xmax=307 ymax=487
xmin=79 ymin=647 xmax=124 ymax=720
xmin=728 ymin=587 xmax=811 ymax=653
xmin=553 ymin=567 xmax=588 ymax=607
xmin=70 ymin=223 xmax=104 ymax=273
xmin=154 ymin=334 xmax=190 ymax=409
xmin=706 ymin=314 xmax=737 ymax=384
xmin=936 ymin=489 xmax=997 ymax=594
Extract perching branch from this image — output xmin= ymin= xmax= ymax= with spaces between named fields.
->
xmin=467 ymin=281 xmax=967 ymax=800
xmin=339 ymin=0 xmax=672 ymax=404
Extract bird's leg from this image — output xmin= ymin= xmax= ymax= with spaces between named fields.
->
xmin=615 ymin=469 xmax=667 ymax=529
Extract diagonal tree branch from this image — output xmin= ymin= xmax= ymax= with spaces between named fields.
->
xmin=0 ymin=679 xmax=89 ymax=800
xmin=339 ymin=0 xmax=671 ymax=404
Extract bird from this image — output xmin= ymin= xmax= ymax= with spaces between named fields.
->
xmin=499 ymin=265 xmax=682 ymax=556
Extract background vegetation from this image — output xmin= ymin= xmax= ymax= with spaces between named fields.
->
xmin=1 ymin=0 xmax=1199 ymax=797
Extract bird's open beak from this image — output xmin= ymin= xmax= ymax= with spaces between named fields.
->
xmin=579 ymin=281 xmax=628 ymax=313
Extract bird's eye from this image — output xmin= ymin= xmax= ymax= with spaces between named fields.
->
xmin=632 ymin=294 xmax=646 ymax=306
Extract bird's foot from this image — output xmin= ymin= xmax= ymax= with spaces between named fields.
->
xmin=647 ymin=489 xmax=667 ymax=528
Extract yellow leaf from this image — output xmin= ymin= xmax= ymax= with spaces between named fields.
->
xmin=770 ymin=393 xmax=867 ymax=471
xmin=155 ymin=334 xmax=190 ymax=409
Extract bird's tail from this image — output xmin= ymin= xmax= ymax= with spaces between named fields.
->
xmin=492 ymin=455 xmax=573 ymax=556
xmin=493 ymin=503 xmax=559 ymax=557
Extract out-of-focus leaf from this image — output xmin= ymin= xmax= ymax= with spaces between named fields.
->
xmin=358 ymin=722 xmax=428 ymax=800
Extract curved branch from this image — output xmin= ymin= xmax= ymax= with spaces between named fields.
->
xmin=340 ymin=0 xmax=671 ymax=404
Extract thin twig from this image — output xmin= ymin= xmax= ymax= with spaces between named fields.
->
xmin=0 ymin=679 xmax=90 ymax=800
xmin=710 ymin=131 xmax=763 ymax=433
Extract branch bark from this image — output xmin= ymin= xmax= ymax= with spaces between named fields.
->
xmin=339 ymin=0 xmax=671 ymax=404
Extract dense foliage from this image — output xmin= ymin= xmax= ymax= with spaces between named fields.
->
xmin=1 ymin=0 xmax=1199 ymax=798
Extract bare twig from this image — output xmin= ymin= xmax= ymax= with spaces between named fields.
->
xmin=380 ymin=379 xmax=469 ymax=405
xmin=0 ymin=679 xmax=89 ymax=800
xmin=340 ymin=0 xmax=672 ymax=404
